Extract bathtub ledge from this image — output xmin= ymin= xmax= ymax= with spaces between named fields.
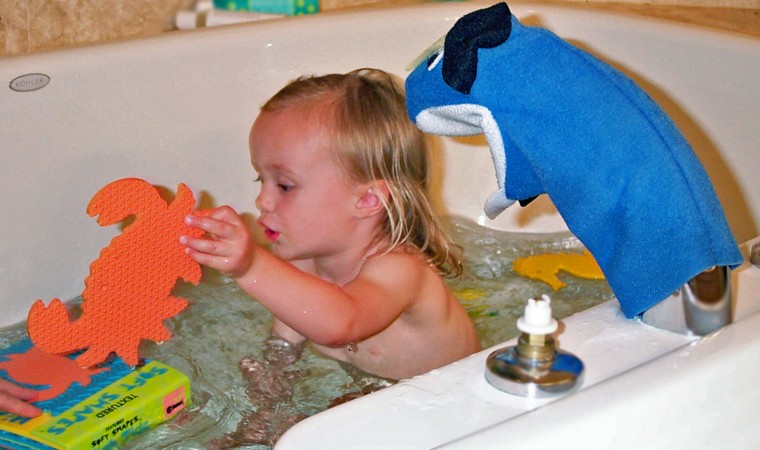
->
xmin=275 ymin=238 xmax=759 ymax=449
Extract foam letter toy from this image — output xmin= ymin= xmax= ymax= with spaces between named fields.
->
xmin=27 ymin=178 xmax=206 ymax=367
xmin=405 ymin=2 xmax=742 ymax=318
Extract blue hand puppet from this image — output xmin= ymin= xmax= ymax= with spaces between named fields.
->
xmin=405 ymin=2 xmax=742 ymax=318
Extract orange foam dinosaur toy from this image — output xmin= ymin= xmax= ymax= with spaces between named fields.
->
xmin=27 ymin=178 xmax=205 ymax=368
xmin=0 ymin=346 xmax=108 ymax=402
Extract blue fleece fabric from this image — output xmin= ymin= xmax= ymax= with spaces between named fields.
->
xmin=405 ymin=2 xmax=742 ymax=318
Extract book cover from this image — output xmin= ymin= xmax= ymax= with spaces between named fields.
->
xmin=0 ymin=338 xmax=191 ymax=450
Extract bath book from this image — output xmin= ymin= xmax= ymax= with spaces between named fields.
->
xmin=0 ymin=338 xmax=191 ymax=450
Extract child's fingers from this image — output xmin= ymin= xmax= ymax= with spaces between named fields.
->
xmin=180 ymin=234 xmax=229 ymax=257
xmin=194 ymin=205 xmax=240 ymax=222
xmin=183 ymin=246 xmax=219 ymax=268
xmin=183 ymin=244 xmax=241 ymax=274
xmin=185 ymin=206 xmax=247 ymax=245
xmin=0 ymin=395 xmax=42 ymax=418
xmin=0 ymin=380 xmax=42 ymax=418
xmin=184 ymin=214 xmax=236 ymax=239
xmin=0 ymin=379 xmax=35 ymax=399
xmin=182 ymin=206 xmax=251 ymax=275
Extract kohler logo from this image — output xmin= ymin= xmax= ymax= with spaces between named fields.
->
xmin=9 ymin=73 xmax=50 ymax=92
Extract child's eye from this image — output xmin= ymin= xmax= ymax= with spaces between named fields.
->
xmin=254 ymin=176 xmax=262 ymax=184
xmin=278 ymin=184 xmax=295 ymax=192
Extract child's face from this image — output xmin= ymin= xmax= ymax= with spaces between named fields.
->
xmin=249 ymin=105 xmax=362 ymax=261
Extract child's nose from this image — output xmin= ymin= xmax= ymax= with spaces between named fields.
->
xmin=255 ymin=188 xmax=274 ymax=213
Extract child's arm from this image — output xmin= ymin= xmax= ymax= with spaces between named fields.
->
xmin=0 ymin=378 xmax=42 ymax=418
xmin=271 ymin=318 xmax=306 ymax=347
xmin=181 ymin=207 xmax=422 ymax=347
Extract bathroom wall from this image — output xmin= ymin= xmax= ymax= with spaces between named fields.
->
xmin=0 ymin=0 xmax=194 ymax=56
xmin=1 ymin=0 xmax=759 ymax=57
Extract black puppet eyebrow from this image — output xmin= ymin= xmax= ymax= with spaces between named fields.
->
xmin=442 ymin=2 xmax=512 ymax=95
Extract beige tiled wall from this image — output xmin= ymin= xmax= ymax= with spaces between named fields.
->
xmin=1 ymin=0 xmax=759 ymax=57
xmin=0 ymin=0 xmax=195 ymax=56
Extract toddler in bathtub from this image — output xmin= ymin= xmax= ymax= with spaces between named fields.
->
xmin=180 ymin=68 xmax=480 ymax=381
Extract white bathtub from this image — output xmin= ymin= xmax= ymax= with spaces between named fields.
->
xmin=1 ymin=1 xmax=759 ymax=448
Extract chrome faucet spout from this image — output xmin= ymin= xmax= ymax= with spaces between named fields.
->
xmin=683 ymin=266 xmax=732 ymax=335
xmin=642 ymin=266 xmax=732 ymax=336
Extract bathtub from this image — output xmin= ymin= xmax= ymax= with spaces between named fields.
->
xmin=1 ymin=1 xmax=759 ymax=448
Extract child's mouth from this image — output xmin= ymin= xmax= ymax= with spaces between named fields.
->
xmin=263 ymin=227 xmax=280 ymax=242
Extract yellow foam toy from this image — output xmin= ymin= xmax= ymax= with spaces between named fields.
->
xmin=27 ymin=178 xmax=205 ymax=368
xmin=512 ymin=250 xmax=605 ymax=290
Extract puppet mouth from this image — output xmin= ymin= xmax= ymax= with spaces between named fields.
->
xmin=415 ymin=104 xmax=515 ymax=218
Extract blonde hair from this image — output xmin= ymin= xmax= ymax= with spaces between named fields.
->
xmin=260 ymin=68 xmax=462 ymax=277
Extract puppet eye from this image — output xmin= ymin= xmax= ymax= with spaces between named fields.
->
xmin=427 ymin=49 xmax=444 ymax=71
xmin=405 ymin=34 xmax=445 ymax=72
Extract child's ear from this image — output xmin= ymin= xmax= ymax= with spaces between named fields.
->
xmin=355 ymin=181 xmax=389 ymax=218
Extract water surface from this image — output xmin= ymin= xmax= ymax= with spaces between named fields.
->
xmin=0 ymin=216 xmax=614 ymax=449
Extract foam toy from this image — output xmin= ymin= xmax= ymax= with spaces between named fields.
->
xmin=0 ymin=345 xmax=107 ymax=402
xmin=405 ymin=2 xmax=743 ymax=318
xmin=512 ymin=251 xmax=605 ymax=291
xmin=27 ymin=178 xmax=205 ymax=367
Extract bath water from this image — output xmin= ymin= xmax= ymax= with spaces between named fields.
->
xmin=0 ymin=216 xmax=613 ymax=449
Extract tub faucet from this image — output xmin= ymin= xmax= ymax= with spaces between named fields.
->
xmin=642 ymin=265 xmax=732 ymax=336
xmin=751 ymin=242 xmax=760 ymax=267
xmin=485 ymin=295 xmax=584 ymax=397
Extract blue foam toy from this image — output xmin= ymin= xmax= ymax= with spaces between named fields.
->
xmin=405 ymin=2 xmax=742 ymax=318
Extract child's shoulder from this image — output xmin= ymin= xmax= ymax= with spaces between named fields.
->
xmin=361 ymin=245 xmax=433 ymax=281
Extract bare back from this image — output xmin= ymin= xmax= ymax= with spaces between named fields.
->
xmin=305 ymin=247 xmax=480 ymax=380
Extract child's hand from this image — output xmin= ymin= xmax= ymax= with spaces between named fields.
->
xmin=0 ymin=378 xmax=42 ymax=418
xmin=181 ymin=206 xmax=256 ymax=279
